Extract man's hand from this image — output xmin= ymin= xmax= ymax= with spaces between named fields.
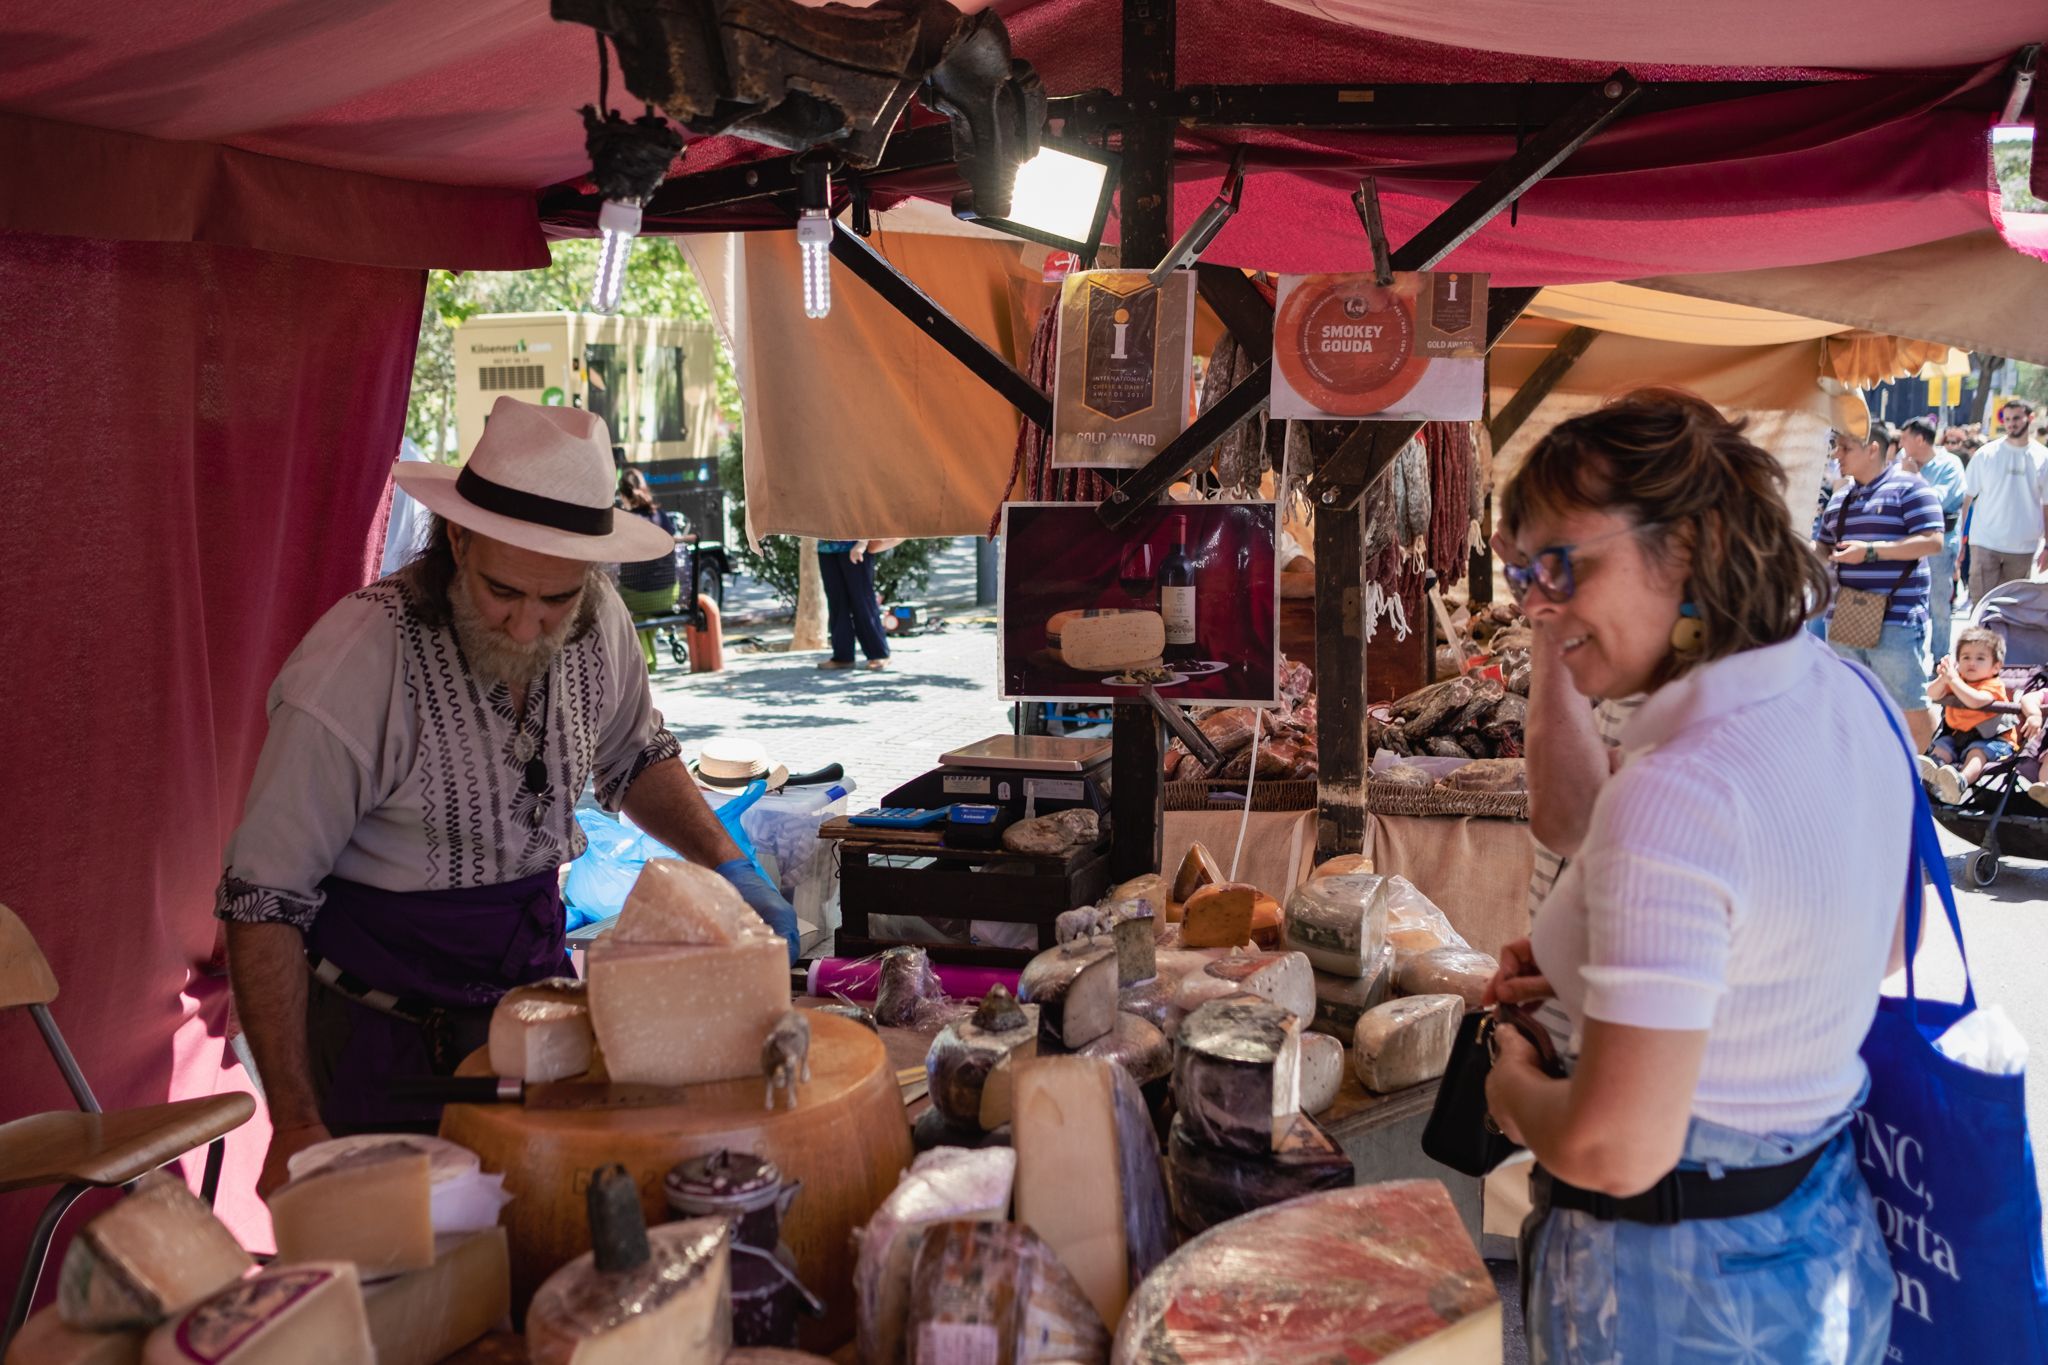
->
xmin=1482 ymin=937 xmax=1554 ymax=1007
xmin=2035 ymin=544 xmax=2048 ymax=576
xmin=1830 ymin=540 xmax=1867 ymax=564
xmin=718 ymin=859 xmax=802 ymax=963
xmin=258 ymin=1119 xmax=331 ymax=1197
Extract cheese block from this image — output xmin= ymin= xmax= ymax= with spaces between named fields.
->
xmin=1103 ymin=873 xmax=1171 ymax=923
xmin=613 ymin=858 xmax=762 ymax=945
xmin=268 ymin=1142 xmax=435 ymax=1277
xmin=6 ymin=1308 xmax=143 ymax=1365
xmin=525 ymin=1179 xmax=731 ymax=1365
xmin=1108 ymin=910 xmax=1157 ymax=986
xmin=855 ymin=1148 xmax=1018 ymax=1365
xmin=1170 ymin=843 xmax=1224 ymax=904
xmin=361 ymin=1231 xmax=510 ymax=1365
xmin=1012 ymin=1057 xmax=1172 ymax=1330
xmin=1395 ymin=946 xmax=1498 ymax=1010
xmin=1111 ymin=1182 xmax=1500 ymax=1364
xmin=1283 ymin=873 xmax=1390 ymax=977
xmin=1179 ymin=883 xmax=1258 ymax=949
xmin=1173 ymin=998 xmax=1302 ymax=1155
xmin=1046 ymin=609 xmax=1166 ymax=672
xmin=144 ymin=1263 xmax=373 ymax=1365
xmin=1298 ymin=1031 xmax=1345 ymax=1115
xmin=1310 ymin=948 xmax=1394 ymax=1039
xmin=285 ymin=1135 xmax=508 ymax=1238
xmin=57 ymin=1172 xmax=253 ymax=1330
xmin=1352 ymin=994 xmax=1463 ymax=1093
xmin=1116 ymin=975 xmax=1182 ymax=1037
xmin=925 ymin=987 xmax=1039 ymax=1130
xmin=1164 ymin=1112 xmax=1353 ymax=1236
xmin=487 ymin=977 xmax=593 ymax=1082
xmin=585 ymin=931 xmax=791 ymax=1086
xmin=1310 ymin=854 xmax=1373 ymax=880
xmin=725 ymin=1352 xmax=837 ymax=1364
xmin=1248 ymin=893 xmax=1284 ymax=950
xmin=1018 ymin=943 xmax=1119 ymax=1050
xmin=905 ymin=1220 xmax=1108 ymax=1365
xmin=1001 ymin=808 xmax=1100 ymax=858
xmin=1201 ymin=950 xmax=1315 ymax=1024
xmin=1076 ymin=1011 xmax=1173 ymax=1087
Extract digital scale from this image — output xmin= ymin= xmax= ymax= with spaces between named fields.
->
xmin=881 ymin=734 xmax=1112 ymax=823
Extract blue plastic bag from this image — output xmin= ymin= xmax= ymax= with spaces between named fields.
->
xmin=562 ymin=783 xmax=767 ymax=930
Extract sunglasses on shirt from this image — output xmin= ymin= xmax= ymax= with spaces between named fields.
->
xmin=1491 ymin=522 xmax=1663 ymax=604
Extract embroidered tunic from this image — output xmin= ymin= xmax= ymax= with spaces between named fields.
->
xmin=215 ymin=576 xmax=679 ymax=931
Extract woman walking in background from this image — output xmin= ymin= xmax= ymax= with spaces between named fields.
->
xmin=817 ymin=538 xmax=901 ymax=671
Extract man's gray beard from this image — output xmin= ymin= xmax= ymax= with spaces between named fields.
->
xmin=450 ymin=572 xmax=583 ymax=690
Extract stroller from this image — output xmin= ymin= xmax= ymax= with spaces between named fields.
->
xmin=1930 ymin=579 xmax=2048 ymax=886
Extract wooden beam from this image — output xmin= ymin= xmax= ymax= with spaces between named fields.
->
xmin=1314 ymin=501 xmax=1369 ymax=860
xmin=1097 ymin=361 xmax=1272 ymax=528
xmin=1488 ymin=325 xmax=1598 ymax=450
xmin=1194 ymin=263 xmax=1273 ymax=360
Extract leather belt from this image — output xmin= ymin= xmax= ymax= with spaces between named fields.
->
xmin=1539 ymin=1142 xmax=1828 ymax=1226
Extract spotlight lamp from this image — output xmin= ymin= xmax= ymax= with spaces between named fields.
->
xmin=954 ymin=137 xmax=1119 ymax=261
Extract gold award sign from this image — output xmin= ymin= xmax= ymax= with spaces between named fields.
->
xmin=1053 ymin=270 xmax=1197 ymax=468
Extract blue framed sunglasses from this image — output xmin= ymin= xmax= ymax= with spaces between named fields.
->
xmin=1492 ymin=522 xmax=1663 ymax=603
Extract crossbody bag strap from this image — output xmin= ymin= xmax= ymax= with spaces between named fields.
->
xmin=1831 ymin=479 xmax=1919 ymax=600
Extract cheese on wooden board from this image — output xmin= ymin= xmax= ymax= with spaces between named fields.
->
xmin=1311 ymin=947 xmax=1394 ymax=1038
xmin=1310 ymin=854 xmax=1373 ymax=880
xmin=57 ymin=1172 xmax=253 ymax=1330
xmin=1173 ymin=998 xmax=1302 ymax=1155
xmin=143 ymin=1263 xmax=373 ymax=1365
xmin=1077 ymin=1011 xmax=1173 ymax=1087
xmin=1170 ymin=843 xmax=1223 ymax=904
xmin=1299 ymin=1031 xmax=1346 ymax=1115
xmin=1018 ymin=943 xmax=1119 ymax=1049
xmin=1201 ymin=951 xmax=1314 ymax=1024
xmin=360 ymin=1231 xmax=509 ymax=1365
xmin=268 ymin=1144 xmax=435 ymax=1277
xmin=1283 ymin=873 xmax=1390 ymax=977
xmin=613 ymin=858 xmax=762 ymax=945
xmin=1395 ymin=947 xmax=1498 ymax=1010
xmin=855 ymin=1148 xmax=1018 ymax=1365
xmin=6 ymin=1309 xmax=142 ymax=1365
xmin=905 ymin=1220 xmax=1108 ymax=1365
xmin=925 ymin=988 xmax=1040 ymax=1129
xmin=285 ymin=1135 xmax=507 ymax=1238
xmin=1012 ymin=1057 xmax=1172 ymax=1330
xmin=1178 ymin=883 xmax=1258 ymax=949
xmin=1111 ymin=1182 xmax=1501 ymax=1364
xmin=1248 ymin=894 xmax=1284 ymax=949
xmin=487 ymin=977 xmax=593 ymax=1082
xmin=1046 ymin=609 xmax=1167 ymax=672
xmin=1353 ymin=995 xmax=1463 ymax=1092
xmin=585 ymin=932 xmax=791 ymax=1086
xmin=1164 ymin=1112 xmax=1353 ymax=1236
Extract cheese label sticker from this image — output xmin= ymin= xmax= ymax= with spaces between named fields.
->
xmin=916 ymin=1323 xmax=1002 ymax=1365
xmin=172 ymin=1269 xmax=333 ymax=1363
xmin=1052 ymin=269 xmax=1197 ymax=468
xmin=1271 ymin=270 xmax=1488 ymax=422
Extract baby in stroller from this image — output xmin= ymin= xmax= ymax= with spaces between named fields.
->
xmin=1919 ymin=626 xmax=2022 ymax=805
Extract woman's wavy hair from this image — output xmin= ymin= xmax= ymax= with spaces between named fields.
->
xmin=1498 ymin=389 xmax=1829 ymax=667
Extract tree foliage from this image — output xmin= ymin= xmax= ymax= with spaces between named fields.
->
xmin=1995 ymin=138 xmax=2043 ymax=215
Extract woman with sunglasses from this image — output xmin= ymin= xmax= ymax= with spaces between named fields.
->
xmin=1483 ymin=390 xmax=1903 ymax=1363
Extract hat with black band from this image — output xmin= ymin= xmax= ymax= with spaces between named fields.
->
xmin=394 ymin=396 xmax=675 ymax=562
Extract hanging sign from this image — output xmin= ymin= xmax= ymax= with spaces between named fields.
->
xmin=1051 ymin=270 xmax=1198 ymax=468
xmin=1270 ymin=271 xmax=1488 ymax=421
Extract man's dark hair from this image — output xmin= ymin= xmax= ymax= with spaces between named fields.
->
xmin=1901 ymin=417 xmax=1937 ymax=443
xmin=1866 ymin=419 xmax=1897 ymax=452
xmin=1999 ymin=398 xmax=2035 ymax=418
xmin=393 ymin=515 xmax=601 ymax=641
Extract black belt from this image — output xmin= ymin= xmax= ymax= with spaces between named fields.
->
xmin=1539 ymin=1142 xmax=1828 ymax=1226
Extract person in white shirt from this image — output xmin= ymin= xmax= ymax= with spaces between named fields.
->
xmin=1960 ymin=398 xmax=2048 ymax=602
xmin=1483 ymin=390 xmax=1900 ymax=1362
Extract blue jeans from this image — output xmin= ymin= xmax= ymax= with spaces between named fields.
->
xmin=1829 ymin=617 xmax=1928 ymax=712
xmin=1524 ymin=1097 xmax=1894 ymax=1364
xmin=1927 ymin=547 xmax=1957 ymax=664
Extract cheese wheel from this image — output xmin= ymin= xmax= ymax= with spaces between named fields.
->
xmin=1352 ymin=994 xmax=1462 ymax=1093
xmin=1165 ymin=1112 xmax=1352 ymax=1236
xmin=614 ymin=858 xmax=762 ymax=945
xmin=1046 ymin=610 xmax=1167 ymax=672
xmin=144 ymin=1263 xmax=373 ymax=1365
xmin=1173 ymin=998 xmax=1303 ymax=1156
xmin=487 ymin=979 xmax=593 ymax=1083
xmin=1179 ymin=883 xmax=1258 ymax=949
xmin=1018 ymin=944 xmax=1119 ymax=1050
xmin=1283 ymin=873 xmax=1390 ymax=977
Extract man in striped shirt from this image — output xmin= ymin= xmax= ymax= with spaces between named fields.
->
xmin=1813 ymin=420 xmax=1945 ymax=750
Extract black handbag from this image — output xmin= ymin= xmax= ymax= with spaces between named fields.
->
xmin=1421 ymin=1003 xmax=1566 ymax=1177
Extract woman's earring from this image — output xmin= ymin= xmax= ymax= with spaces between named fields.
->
xmin=1671 ymin=602 xmax=1705 ymax=660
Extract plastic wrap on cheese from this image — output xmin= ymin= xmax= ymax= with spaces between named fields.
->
xmin=1283 ymin=874 xmax=1390 ymax=977
xmin=907 ymin=1220 xmax=1108 ymax=1365
xmin=1112 ymin=1182 xmax=1501 ymax=1364
xmin=856 ymin=1148 xmax=1018 ymax=1365
xmin=1382 ymin=876 xmax=1469 ymax=966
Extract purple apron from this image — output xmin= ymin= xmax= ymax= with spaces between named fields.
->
xmin=305 ymin=869 xmax=570 ymax=1130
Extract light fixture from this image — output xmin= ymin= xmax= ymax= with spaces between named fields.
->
xmin=591 ymin=200 xmax=641 ymax=314
xmin=954 ymin=138 xmax=1118 ymax=260
xmin=796 ymin=154 xmax=834 ymax=319
xmin=1146 ymin=148 xmax=1247 ymax=289
xmin=577 ymin=34 xmax=682 ymax=315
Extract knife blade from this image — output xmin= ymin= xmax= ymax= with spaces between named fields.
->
xmin=389 ymin=1075 xmax=688 ymax=1111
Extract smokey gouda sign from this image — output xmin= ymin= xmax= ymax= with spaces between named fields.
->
xmin=1271 ymin=271 xmax=1488 ymax=422
xmin=1053 ymin=270 xmax=1196 ymax=468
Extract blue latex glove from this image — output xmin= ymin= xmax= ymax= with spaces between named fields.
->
xmin=718 ymin=858 xmax=802 ymax=964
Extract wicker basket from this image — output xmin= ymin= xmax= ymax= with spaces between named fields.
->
xmin=1366 ymin=780 xmax=1528 ymax=821
xmin=1165 ymin=778 xmax=1319 ymax=812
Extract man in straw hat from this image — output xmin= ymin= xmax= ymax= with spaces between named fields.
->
xmin=214 ymin=397 xmax=800 ymax=1192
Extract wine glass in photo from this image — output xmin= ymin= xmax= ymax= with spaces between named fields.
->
xmin=1119 ymin=541 xmax=1157 ymax=607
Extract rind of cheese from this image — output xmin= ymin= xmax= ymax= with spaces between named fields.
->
xmin=1103 ymin=873 xmax=1171 ymax=923
xmin=1283 ymin=873 xmax=1390 ymax=977
xmin=1179 ymin=883 xmax=1258 ymax=949
xmin=143 ymin=1263 xmax=373 ymax=1365
xmin=1310 ymin=948 xmax=1394 ymax=1038
xmin=1200 ymin=951 xmax=1314 ymax=1025
xmin=1309 ymin=854 xmax=1374 ymax=880
xmin=1012 ymin=1057 xmax=1172 ymax=1330
xmin=525 ymin=1217 xmax=731 ymax=1365
xmin=1108 ymin=912 xmax=1157 ymax=986
xmin=1170 ymin=843 xmax=1224 ymax=903
xmin=854 ymin=1148 xmax=1017 ymax=1365
xmin=1394 ymin=947 xmax=1498 ymax=1011
xmin=1046 ymin=609 xmax=1167 ymax=672
xmin=1172 ymin=997 xmax=1303 ymax=1155
xmin=267 ymin=1146 xmax=434 ymax=1277
xmin=586 ymin=935 xmax=792 ymax=1086
xmin=57 ymin=1172 xmax=253 ymax=1330
xmin=1352 ymin=994 xmax=1463 ymax=1093
xmin=613 ymin=858 xmax=766 ymax=946
xmin=906 ymin=1220 xmax=1108 ymax=1365
xmin=1076 ymin=1011 xmax=1174 ymax=1088
xmin=362 ymin=1231 xmax=510 ymax=1365
xmin=1298 ymin=1032 xmax=1346 ymax=1115
xmin=1248 ymin=894 xmax=1284 ymax=950
xmin=7 ymin=1307 xmax=144 ymax=1365
xmin=488 ymin=978 xmax=593 ymax=1082
xmin=925 ymin=1008 xmax=1040 ymax=1129
xmin=1017 ymin=943 xmax=1119 ymax=1050
xmin=1164 ymin=1112 xmax=1353 ymax=1236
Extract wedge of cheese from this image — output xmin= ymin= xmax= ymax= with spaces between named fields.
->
xmin=1352 ymin=995 xmax=1462 ymax=1093
xmin=613 ymin=858 xmax=763 ymax=945
xmin=1173 ymin=998 xmax=1302 ymax=1155
xmin=586 ymin=931 xmax=791 ymax=1087
xmin=1018 ymin=943 xmax=1119 ymax=1050
xmin=1299 ymin=1032 xmax=1346 ymax=1115
xmin=267 ymin=1143 xmax=434 ymax=1277
xmin=525 ymin=1217 xmax=731 ymax=1365
xmin=7 ymin=1308 xmax=143 ymax=1365
xmin=1178 ymin=883 xmax=1258 ymax=949
xmin=285 ymin=1135 xmax=508 ymax=1239
xmin=1310 ymin=948 xmax=1394 ymax=1039
xmin=361 ymin=1231 xmax=510 ymax=1365
xmin=144 ymin=1263 xmax=372 ymax=1365
xmin=1170 ymin=843 xmax=1224 ymax=904
xmin=1200 ymin=951 xmax=1315 ymax=1024
xmin=1046 ymin=609 xmax=1167 ymax=672
xmin=58 ymin=1172 xmax=253 ymax=1330
xmin=487 ymin=978 xmax=593 ymax=1082
xmin=906 ymin=1220 xmax=1107 ymax=1365
xmin=854 ymin=1148 xmax=1017 ymax=1365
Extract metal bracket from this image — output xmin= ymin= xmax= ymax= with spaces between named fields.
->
xmin=2003 ymin=43 xmax=2040 ymax=126
xmin=1352 ymin=176 xmax=1393 ymax=286
xmin=1141 ymin=686 xmax=1221 ymax=769
xmin=1146 ymin=147 xmax=1248 ymax=288
xmin=827 ymin=222 xmax=1053 ymax=431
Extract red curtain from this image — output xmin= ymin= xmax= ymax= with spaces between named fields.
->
xmin=0 ymin=232 xmax=423 ymax=1281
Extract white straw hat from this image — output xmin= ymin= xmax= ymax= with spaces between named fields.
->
xmin=393 ymin=396 xmax=675 ymax=562
xmin=688 ymin=737 xmax=790 ymax=792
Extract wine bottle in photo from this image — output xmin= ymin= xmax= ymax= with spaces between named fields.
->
xmin=1161 ymin=515 xmax=1199 ymax=662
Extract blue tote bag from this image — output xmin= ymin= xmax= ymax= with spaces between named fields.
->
xmin=1851 ymin=668 xmax=2048 ymax=1361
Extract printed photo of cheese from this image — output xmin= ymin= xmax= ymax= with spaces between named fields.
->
xmin=1045 ymin=609 xmax=1166 ymax=673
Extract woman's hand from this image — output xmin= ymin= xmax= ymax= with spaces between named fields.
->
xmin=848 ymin=542 xmax=866 ymax=564
xmin=1483 ymin=937 xmax=1553 ymax=1007
xmin=1484 ymin=1026 xmax=1538 ymax=1146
